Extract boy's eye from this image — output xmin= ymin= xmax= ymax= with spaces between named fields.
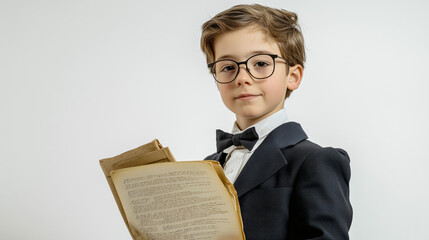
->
xmin=253 ymin=61 xmax=270 ymax=68
xmin=219 ymin=64 xmax=236 ymax=73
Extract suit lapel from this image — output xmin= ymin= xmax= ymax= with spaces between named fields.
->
xmin=233 ymin=122 xmax=308 ymax=198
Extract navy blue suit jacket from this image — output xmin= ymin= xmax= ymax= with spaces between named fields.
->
xmin=205 ymin=122 xmax=352 ymax=240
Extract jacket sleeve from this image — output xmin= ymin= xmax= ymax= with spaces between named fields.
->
xmin=204 ymin=153 xmax=218 ymax=160
xmin=288 ymin=147 xmax=353 ymax=240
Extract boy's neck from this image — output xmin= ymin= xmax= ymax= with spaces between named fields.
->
xmin=235 ymin=108 xmax=284 ymax=130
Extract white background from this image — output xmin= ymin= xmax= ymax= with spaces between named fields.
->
xmin=1 ymin=0 xmax=428 ymax=239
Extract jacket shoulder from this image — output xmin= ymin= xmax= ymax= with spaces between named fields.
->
xmin=284 ymin=140 xmax=349 ymax=165
xmin=282 ymin=140 xmax=351 ymax=186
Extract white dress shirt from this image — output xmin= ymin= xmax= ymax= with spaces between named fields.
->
xmin=223 ymin=109 xmax=289 ymax=183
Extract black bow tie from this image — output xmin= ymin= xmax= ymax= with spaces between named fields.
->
xmin=216 ymin=127 xmax=259 ymax=153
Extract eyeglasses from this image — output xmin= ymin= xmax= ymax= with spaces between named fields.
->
xmin=207 ymin=53 xmax=290 ymax=84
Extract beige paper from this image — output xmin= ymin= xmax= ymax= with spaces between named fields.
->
xmin=100 ymin=140 xmax=245 ymax=240
xmin=111 ymin=161 xmax=244 ymax=239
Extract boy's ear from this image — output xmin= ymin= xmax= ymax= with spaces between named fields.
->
xmin=286 ymin=64 xmax=303 ymax=91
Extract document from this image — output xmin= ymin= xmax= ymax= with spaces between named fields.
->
xmin=100 ymin=140 xmax=245 ymax=240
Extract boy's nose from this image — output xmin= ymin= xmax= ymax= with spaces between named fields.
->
xmin=235 ymin=65 xmax=253 ymax=86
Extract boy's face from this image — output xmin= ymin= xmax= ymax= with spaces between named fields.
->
xmin=213 ymin=25 xmax=300 ymax=129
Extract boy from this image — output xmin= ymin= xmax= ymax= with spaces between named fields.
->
xmin=201 ymin=4 xmax=352 ymax=240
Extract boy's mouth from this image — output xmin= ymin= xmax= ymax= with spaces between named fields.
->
xmin=235 ymin=94 xmax=260 ymax=101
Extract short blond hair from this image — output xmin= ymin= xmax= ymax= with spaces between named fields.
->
xmin=201 ymin=4 xmax=305 ymax=98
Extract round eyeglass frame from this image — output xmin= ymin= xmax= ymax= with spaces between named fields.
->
xmin=207 ymin=53 xmax=291 ymax=84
